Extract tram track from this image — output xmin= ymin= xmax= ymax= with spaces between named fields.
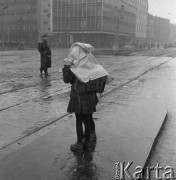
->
xmin=104 ymin=55 xmax=176 ymax=97
xmin=0 ymin=86 xmax=70 ymax=112
xmin=0 ymin=76 xmax=62 ymax=96
xmin=0 ymin=52 xmax=176 ymax=113
xmin=1 ymin=51 xmax=176 ymax=96
xmin=0 ymin=52 xmax=176 ymax=152
xmin=0 ymin=56 xmax=67 ymax=95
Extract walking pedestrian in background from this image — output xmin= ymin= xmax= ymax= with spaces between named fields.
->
xmin=38 ymin=34 xmax=51 ymax=76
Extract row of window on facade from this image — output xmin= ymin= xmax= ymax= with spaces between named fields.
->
xmin=1 ymin=0 xmax=35 ymax=3
xmin=53 ymin=19 xmax=101 ymax=32
xmin=0 ymin=13 xmax=37 ymax=22
xmin=53 ymin=6 xmax=102 ymax=18
xmin=0 ymin=3 xmax=35 ymax=11
xmin=0 ymin=24 xmax=36 ymax=31
xmin=53 ymin=6 xmax=135 ymax=25
xmin=53 ymin=18 xmax=135 ymax=34
xmin=53 ymin=0 xmax=102 ymax=5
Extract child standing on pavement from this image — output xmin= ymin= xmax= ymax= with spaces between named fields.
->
xmin=62 ymin=64 xmax=98 ymax=152
xmin=62 ymin=43 xmax=108 ymax=153
xmin=62 ymin=61 xmax=98 ymax=153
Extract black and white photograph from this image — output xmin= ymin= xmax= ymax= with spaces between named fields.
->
xmin=0 ymin=0 xmax=176 ymax=179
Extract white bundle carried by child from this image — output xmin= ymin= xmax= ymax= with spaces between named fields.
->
xmin=64 ymin=42 xmax=109 ymax=94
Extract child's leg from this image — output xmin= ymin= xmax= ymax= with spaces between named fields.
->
xmin=75 ymin=113 xmax=84 ymax=143
xmin=90 ymin=114 xmax=97 ymax=141
xmin=70 ymin=113 xmax=84 ymax=153
xmin=83 ymin=114 xmax=91 ymax=142
xmin=90 ymin=114 xmax=95 ymax=131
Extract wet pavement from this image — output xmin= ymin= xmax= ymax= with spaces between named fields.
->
xmin=0 ymin=49 xmax=170 ymax=148
xmin=0 ymin=48 xmax=176 ymax=179
xmin=144 ymin=59 xmax=176 ymax=179
xmin=0 ymin=73 xmax=167 ymax=180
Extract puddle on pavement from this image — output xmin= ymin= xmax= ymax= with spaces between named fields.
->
xmin=67 ymin=144 xmax=98 ymax=180
xmin=42 ymin=96 xmax=53 ymax=102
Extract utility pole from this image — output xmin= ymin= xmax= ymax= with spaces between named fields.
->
xmin=37 ymin=12 xmax=50 ymax=41
xmin=148 ymin=19 xmax=154 ymax=49
xmin=1 ymin=5 xmax=8 ymax=50
xmin=66 ymin=8 xmax=70 ymax=47
xmin=114 ymin=5 xmax=124 ymax=55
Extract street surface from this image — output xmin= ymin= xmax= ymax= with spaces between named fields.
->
xmin=0 ymin=48 xmax=176 ymax=179
xmin=145 ymin=58 xmax=176 ymax=179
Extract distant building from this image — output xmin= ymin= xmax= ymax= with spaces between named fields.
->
xmin=146 ymin=14 xmax=171 ymax=48
xmin=170 ymin=24 xmax=176 ymax=43
xmin=123 ymin=0 xmax=148 ymax=45
xmin=37 ymin=0 xmax=52 ymax=39
xmin=153 ymin=16 xmax=170 ymax=44
xmin=52 ymin=0 xmax=136 ymax=48
xmin=146 ymin=14 xmax=154 ymax=48
xmin=0 ymin=0 xmax=38 ymax=44
xmin=0 ymin=0 xmax=52 ymax=46
xmin=0 ymin=0 xmax=141 ymax=48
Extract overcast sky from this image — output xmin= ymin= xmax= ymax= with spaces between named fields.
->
xmin=148 ymin=0 xmax=176 ymax=23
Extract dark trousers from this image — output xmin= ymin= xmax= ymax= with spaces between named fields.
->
xmin=75 ymin=113 xmax=92 ymax=143
xmin=40 ymin=67 xmax=48 ymax=74
xmin=90 ymin=114 xmax=95 ymax=131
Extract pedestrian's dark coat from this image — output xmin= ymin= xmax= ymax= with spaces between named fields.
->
xmin=38 ymin=40 xmax=51 ymax=69
xmin=62 ymin=65 xmax=98 ymax=114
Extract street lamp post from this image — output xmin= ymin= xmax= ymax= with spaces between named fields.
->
xmin=114 ymin=5 xmax=124 ymax=55
xmin=1 ymin=5 xmax=8 ymax=50
xmin=66 ymin=21 xmax=69 ymax=47
xmin=38 ymin=13 xmax=50 ymax=41
xmin=148 ymin=19 xmax=154 ymax=49
xmin=66 ymin=10 xmax=70 ymax=47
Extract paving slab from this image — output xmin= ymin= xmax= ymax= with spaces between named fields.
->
xmin=0 ymin=91 xmax=167 ymax=180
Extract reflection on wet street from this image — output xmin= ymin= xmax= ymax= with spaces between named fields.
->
xmin=38 ymin=76 xmax=52 ymax=100
xmin=68 ymin=143 xmax=97 ymax=180
xmin=0 ymin=50 xmax=70 ymax=147
xmin=0 ymin=49 xmax=176 ymax=179
xmin=0 ymin=49 xmax=174 ymax=148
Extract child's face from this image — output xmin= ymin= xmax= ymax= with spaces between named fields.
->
xmin=43 ymin=37 xmax=47 ymax=41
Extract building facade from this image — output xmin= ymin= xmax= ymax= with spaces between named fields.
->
xmin=0 ymin=0 xmax=38 ymax=47
xmin=153 ymin=16 xmax=170 ymax=44
xmin=169 ymin=24 xmax=176 ymax=44
xmin=123 ymin=0 xmax=148 ymax=45
xmin=146 ymin=13 xmax=154 ymax=48
xmin=52 ymin=0 xmax=136 ymax=48
xmin=147 ymin=14 xmax=171 ymax=48
xmin=37 ymin=0 xmax=52 ymax=40
xmin=0 ymin=0 xmax=144 ymax=48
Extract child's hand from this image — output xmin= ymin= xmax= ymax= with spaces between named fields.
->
xmin=106 ymin=75 xmax=114 ymax=84
xmin=63 ymin=57 xmax=74 ymax=66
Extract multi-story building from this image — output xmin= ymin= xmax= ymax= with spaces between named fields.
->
xmin=123 ymin=0 xmax=148 ymax=45
xmin=146 ymin=14 xmax=154 ymax=48
xmin=153 ymin=16 xmax=170 ymax=44
xmin=146 ymin=14 xmax=170 ymax=47
xmin=0 ymin=0 xmax=52 ymax=47
xmin=0 ymin=0 xmax=38 ymax=46
xmin=52 ymin=0 xmax=136 ymax=48
xmin=37 ymin=0 xmax=52 ymax=40
xmin=170 ymin=24 xmax=176 ymax=43
xmin=0 ymin=0 xmax=137 ymax=48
